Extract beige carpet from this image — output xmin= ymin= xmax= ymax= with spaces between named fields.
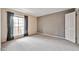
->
xmin=1 ymin=35 xmax=79 ymax=51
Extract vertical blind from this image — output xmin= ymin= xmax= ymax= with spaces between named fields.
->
xmin=24 ymin=16 xmax=28 ymax=36
xmin=7 ymin=12 xmax=14 ymax=41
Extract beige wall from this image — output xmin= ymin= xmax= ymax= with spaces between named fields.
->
xmin=37 ymin=11 xmax=65 ymax=37
xmin=0 ymin=8 xmax=1 ymax=49
xmin=1 ymin=8 xmax=37 ymax=42
xmin=77 ymin=14 xmax=79 ymax=44
xmin=28 ymin=16 xmax=37 ymax=35
xmin=1 ymin=9 xmax=7 ymax=42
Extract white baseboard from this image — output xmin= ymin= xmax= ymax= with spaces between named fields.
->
xmin=37 ymin=32 xmax=66 ymax=39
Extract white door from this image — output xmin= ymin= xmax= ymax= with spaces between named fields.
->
xmin=65 ymin=12 xmax=76 ymax=43
xmin=0 ymin=9 xmax=1 ymax=50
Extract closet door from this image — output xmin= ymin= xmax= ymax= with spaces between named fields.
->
xmin=0 ymin=8 xmax=1 ymax=50
xmin=65 ymin=12 xmax=76 ymax=43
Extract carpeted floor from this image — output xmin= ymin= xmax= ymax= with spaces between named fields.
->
xmin=1 ymin=35 xmax=79 ymax=51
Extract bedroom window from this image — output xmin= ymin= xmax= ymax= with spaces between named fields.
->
xmin=13 ymin=16 xmax=24 ymax=37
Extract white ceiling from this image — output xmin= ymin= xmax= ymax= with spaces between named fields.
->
xmin=12 ymin=8 xmax=69 ymax=17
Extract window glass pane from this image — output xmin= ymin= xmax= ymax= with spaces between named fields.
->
xmin=13 ymin=27 xmax=19 ymax=36
xmin=13 ymin=16 xmax=24 ymax=37
xmin=19 ymin=24 xmax=24 ymax=26
xmin=13 ymin=17 xmax=18 ymax=23
xmin=18 ymin=17 xmax=24 ymax=35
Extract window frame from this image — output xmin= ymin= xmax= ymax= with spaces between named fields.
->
xmin=13 ymin=16 xmax=25 ymax=38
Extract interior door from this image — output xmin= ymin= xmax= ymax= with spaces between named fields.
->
xmin=65 ymin=12 xmax=76 ymax=43
xmin=0 ymin=9 xmax=1 ymax=50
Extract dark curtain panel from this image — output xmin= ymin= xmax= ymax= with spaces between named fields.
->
xmin=7 ymin=12 xmax=14 ymax=41
xmin=24 ymin=16 xmax=28 ymax=36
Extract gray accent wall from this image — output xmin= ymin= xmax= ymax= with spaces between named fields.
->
xmin=77 ymin=14 xmax=79 ymax=44
xmin=37 ymin=11 xmax=66 ymax=37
